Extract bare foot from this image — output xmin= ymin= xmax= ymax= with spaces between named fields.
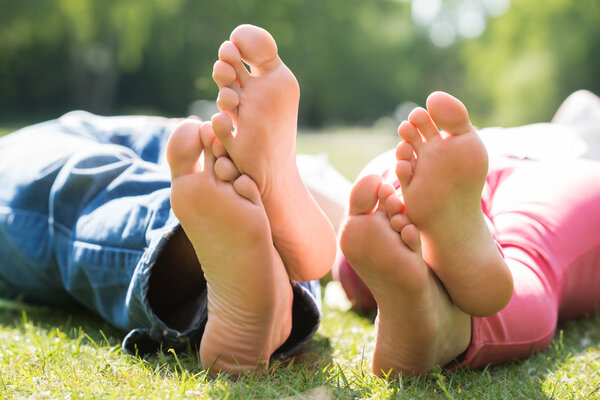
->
xmin=166 ymin=120 xmax=293 ymax=376
xmin=211 ymin=24 xmax=336 ymax=282
xmin=339 ymin=174 xmax=470 ymax=376
xmin=396 ymin=91 xmax=513 ymax=317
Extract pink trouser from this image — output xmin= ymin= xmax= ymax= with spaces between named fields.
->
xmin=333 ymin=155 xmax=600 ymax=368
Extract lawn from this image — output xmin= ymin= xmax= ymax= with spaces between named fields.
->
xmin=296 ymin=127 xmax=399 ymax=180
xmin=1 ymin=295 xmax=599 ymax=399
xmin=1 ymin=125 xmax=600 ymax=399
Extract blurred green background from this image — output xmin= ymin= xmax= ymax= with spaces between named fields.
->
xmin=1 ymin=0 xmax=599 ymax=129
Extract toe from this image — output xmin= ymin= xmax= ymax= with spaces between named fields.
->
xmin=212 ymin=137 xmax=228 ymax=158
xmin=233 ymin=174 xmax=263 ymax=206
xmin=230 ymin=24 xmax=280 ymax=74
xmin=217 ymin=87 xmax=240 ymax=111
xmin=348 ymin=174 xmax=382 ymax=216
xmin=215 ymin=156 xmax=240 ymax=182
xmin=383 ymin=194 xmax=404 ymax=219
xmin=218 ymin=40 xmax=251 ymax=85
xmin=395 ymin=140 xmax=415 ymax=165
xmin=426 ymin=91 xmax=473 ymax=135
xmin=400 ymin=224 xmax=422 ymax=254
xmin=212 ymin=60 xmax=237 ymax=89
xmin=390 ymin=212 xmax=410 ymax=233
xmin=199 ymin=121 xmax=216 ymax=148
xmin=408 ymin=107 xmax=440 ymax=141
xmin=395 ymin=160 xmax=413 ymax=193
xmin=199 ymin=122 xmax=216 ymax=173
xmin=397 ymin=121 xmax=423 ymax=153
xmin=166 ymin=119 xmax=203 ymax=178
xmin=211 ymin=112 xmax=234 ymax=146
xmin=377 ymin=182 xmax=396 ymax=211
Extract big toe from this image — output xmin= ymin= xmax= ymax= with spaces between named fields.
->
xmin=426 ymin=91 xmax=473 ymax=135
xmin=166 ymin=119 xmax=203 ymax=178
xmin=348 ymin=174 xmax=383 ymax=216
xmin=230 ymin=24 xmax=280 ymax=73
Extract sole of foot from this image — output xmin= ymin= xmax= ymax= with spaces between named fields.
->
xmin=395 ymin=91 xmax=513 ymax=317
xmin=166 ymin=119 xmax=293 ymax=376
xmin=339 ymin=174 xmax=470 ymax=376
xmin=211 ymin=24 xmax=336 ymax=282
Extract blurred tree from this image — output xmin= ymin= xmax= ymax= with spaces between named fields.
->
xmin=460 ymin=0 xmax=600 ymax=126
xmin=0 ymin=1 xmax=70 ymax=116
xmin=58 ymin=0 xmax=176 ymax=113
xmin=0 ymin=0 xmax=174 ymax=115
xmin=0 ymin=0 xmax=598 ymax=127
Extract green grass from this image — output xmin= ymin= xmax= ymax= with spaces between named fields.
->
xmin=297 ymin=127 xmax=399 ymax=181
xmin=1 ymin=295 xmax=599 ymax=399
xmin=1 ymin=126 xmax=600 ymax=398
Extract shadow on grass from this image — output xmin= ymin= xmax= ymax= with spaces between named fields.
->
xmin=2 ymin=295 xmax=599 ymax=399
xmin=0 ymin=297 xmax=339 ymax=398
xmin=531 ymin=314 xmax=600 ymax=398
xmin=99 ymin=332 xmax=340 ymax=399
xmin=338 ymin=307 xmax=600 ymax=399
xmin=0 ymin=298 xmax=122 ymax=347
xmin=428 ymin=313 xmax=600 ymax=400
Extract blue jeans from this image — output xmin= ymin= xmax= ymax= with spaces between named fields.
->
xmin=0 ymin=111 xmax=321 ymax=358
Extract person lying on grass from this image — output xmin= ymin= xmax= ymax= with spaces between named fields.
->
xmin=209 ymin=25 xmax=600 ymax=377
xmin=0 ymin=24 xmax=336 ymax=377
xmin=1 ymin=23 xmax=600 ymax=379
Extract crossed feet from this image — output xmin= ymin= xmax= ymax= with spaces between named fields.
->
xmin=167 ymin=120 xmax=293 ymax=376
xmin=166 ymin=23 xmax=513 ymax=379
xmin=166 ymin=25 xmax=337 ymax=376
xmin=340 ymin=92 xmax=514 ymax=376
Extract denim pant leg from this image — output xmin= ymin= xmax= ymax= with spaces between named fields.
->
xmin=0 ymin=111 xmax=321 ymax=358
